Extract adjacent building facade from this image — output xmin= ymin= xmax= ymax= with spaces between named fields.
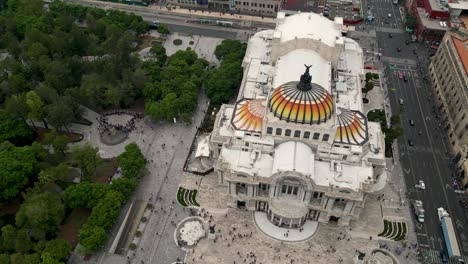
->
xmin=409 ymin=0 xmax=468 ymax=43
xmin=429 ymin=29 xmax=468 ymax=189
xmin=168 ymin=0 xmax=281 ymax=16
xmin=201 ymin=12 xmax=387 ymax=227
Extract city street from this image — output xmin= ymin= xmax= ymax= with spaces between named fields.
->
xmin=378 ymin=34 xmax=468 ymax=262
xmin=66 ymin=0 xmax=266 ymax=40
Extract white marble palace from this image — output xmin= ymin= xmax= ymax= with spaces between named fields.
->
xmin=203 ymin=12 xmax=387 ymax=227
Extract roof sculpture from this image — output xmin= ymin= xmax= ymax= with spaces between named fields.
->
xmin=232 ymin=98 xmax=266 ymax=132
xmin=268 ymin=65 xmax=334 ymax=124
xmin=334 ymin=108 xmax=368 ymax=145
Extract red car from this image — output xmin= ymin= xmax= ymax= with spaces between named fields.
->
xmin=399 ymin=72 xmax=403 ymax=79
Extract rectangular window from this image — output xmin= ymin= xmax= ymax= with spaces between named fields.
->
xmin=304 ymin=131 xmax=310 ymax=139
xmin=282 ymin=185 xmax=287 ymax=194
xmin=267 ymin=127 xmax=273 ymax=135
xmin=285 ymin=129 xmax=291 ymax=136
xmin=294 ymin=130 xmax=301 ymax=138
xmin=287 ymin=186 xmax=292 ymax=194
xmin=313 ymin=133 xmax=320 ymax=140
xmin=322 ymin=134 xmax=330 ymax=141
xmin=276 ymin=128 xmax=282 ymax=136
xmin=293 ymin=187 xmax=298 ymax=195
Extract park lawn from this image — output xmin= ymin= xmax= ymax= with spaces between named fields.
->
xmin=57 ymin=208 xmax=91 ymax=249
xmin=93 ymin=158 xmax=119 ymax=183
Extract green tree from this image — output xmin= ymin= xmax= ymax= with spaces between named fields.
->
xmin=40 ymin=252 xmax=61 ymax=264
xmin=109 ymin=177 xmax=137 ymax=200
xmin=149 ymin=45 xmax=167 ymax=66
xmin=363 ymin=81 xmax=374 ymax=98
xmin=24 ymin=254 xmax=40 ymax=264
xmin=88 ymin=191 xmax=124 ymax=229
xmin=26 ymin=90 xmax=47 ymax=129
xmin=38 ymin=163 xmax=69 ymax=186
xmin=45 ymin=98 xmax=75 ymax=131
xmin=4 ymin=94 xmax=29 ymax=121
xmin=15 ymin=191 xmax=65 ymax=240
xmin=365 ymin=72 xmax=373 ymax=82
xmin=214 ymin=39 xmax=246 ymax=61
xmin=43 ymin=131 xmax=69 ymax=156
xmin=41 ymin=239 xmax=70 ymax=262
xmin=10 ymin=253 xmax=25 ymax=264
xmin=15 ymin=229 xmax=32 ymax=254
xmin=64 ymin=183 xmax=108 ymax=209
xmin=71 ymin=143 xmax=102 ymax=180
xmin=79 ymin=224 xmax=107 ymax=252
xmin=405 ymin=14 xmax=418 ymax=30
xmin=390 ymin=115 xmax=401 ymax=126
xmin=0 ymin=110 xmax=36 ymax=146
xmin=0 ymin=142 xmax=38 ymax=201
xmin=117 ymin=143 xmax=145 ymax=178
xmin=1 ymin=225 xmax=16 ymax=252
xmin=157 ymin=24 xmax=169 ymax=35
xmin=0 ymin=254 xmax=10 ymax=264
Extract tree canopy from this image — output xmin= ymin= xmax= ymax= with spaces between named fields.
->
xmin=205 ymin=40 xmax=246 ymax=105
xmin=64 ymin=182 xmax=108 ymax=209
xmin=15 ymin=191 xmax=65 ymax=240
xmin=0 ymin=110 xmax=36 ymax=146
xmin=0 ymin=142 xmax=39 ymax=201
xmin=71 ymin=143 xmax=102 ymax=180
xmin=117 ymin=143 xmax=145 ymax=178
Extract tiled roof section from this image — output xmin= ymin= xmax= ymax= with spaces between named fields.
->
xmin=232 ymin=99 xmax=266 ymax=132
xmin=334 ymin=108 xmax=368 ymax=145
xmin=269 ymin=81 xmax=334 ymax=124
xmin=451 ymin=35 xmax=468 ymax=75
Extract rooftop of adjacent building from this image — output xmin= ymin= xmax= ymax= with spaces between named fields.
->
xmin=449 ymin=29 xmax=468 ymax=74
xmin=416 ymin=7 xmax=450 ymax=30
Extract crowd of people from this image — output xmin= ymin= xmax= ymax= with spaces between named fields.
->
xmin=97 ymin=110 xmax=143 ymax=136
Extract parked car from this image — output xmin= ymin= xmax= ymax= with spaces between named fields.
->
xmin=393 ymin=0 xmax=398 ymax=4
xmin=388 ymin=13 xmax=392 ymax=18
xmin=389 ymin=33 xmax=393 ymax=38
xmin=409 ymin=119 xmax=415 ymax=126
xmin=408 ymin=139 xmax=414 ymax=146
xmin=403 ymin=75 xmax=408 ymax=82
xmin=399 ymin=98 xmax=404 ymax=105
xmin=399 ymin=72 xmax=403 ymax=79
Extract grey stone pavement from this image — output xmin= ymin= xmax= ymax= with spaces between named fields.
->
xmin=67 ymin=90 xmax=209 ymax=264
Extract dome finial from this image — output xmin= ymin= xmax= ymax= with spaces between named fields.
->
xmin=297 ymin=64 xmax=312 ymax=91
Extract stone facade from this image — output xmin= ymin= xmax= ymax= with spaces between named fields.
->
xmin=429 ymin=29 xmax=468 ymax=189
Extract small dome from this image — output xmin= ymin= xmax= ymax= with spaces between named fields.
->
xmin=232 ymin=99 xmax=265 ymax=132
xmin=269 ymin=81 xmax=334 ymax=124
xmin=334 ymin=108 xmax=368 ymax=145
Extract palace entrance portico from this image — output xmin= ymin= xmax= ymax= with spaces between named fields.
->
xmin=267 ymin=199 xmax=308 ymax=228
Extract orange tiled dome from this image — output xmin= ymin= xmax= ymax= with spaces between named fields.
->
xmin=334 ymin=108 xmax=368 ymax=145
xmin=269 ymin=81 xmax=334 ymax=124
xmin=232 ymin=99 xmax=266 ymax=132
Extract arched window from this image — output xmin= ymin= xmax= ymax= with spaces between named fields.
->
xmin=285 ymin=129 xmax=291 ymax=136
xmin=267 ymin=127 xmax=273 ymax=135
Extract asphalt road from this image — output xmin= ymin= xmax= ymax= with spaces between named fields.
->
xmin=66 ymin=0 xmax=253 ymax=40
xmin=377 ymin=32 xmax=468 ymax=261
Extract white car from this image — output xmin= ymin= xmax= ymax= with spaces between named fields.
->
xmin=415 ymin=180 xmax=426 ymax=190
xmin=388 ymin=13 xmax=392 ymax=18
